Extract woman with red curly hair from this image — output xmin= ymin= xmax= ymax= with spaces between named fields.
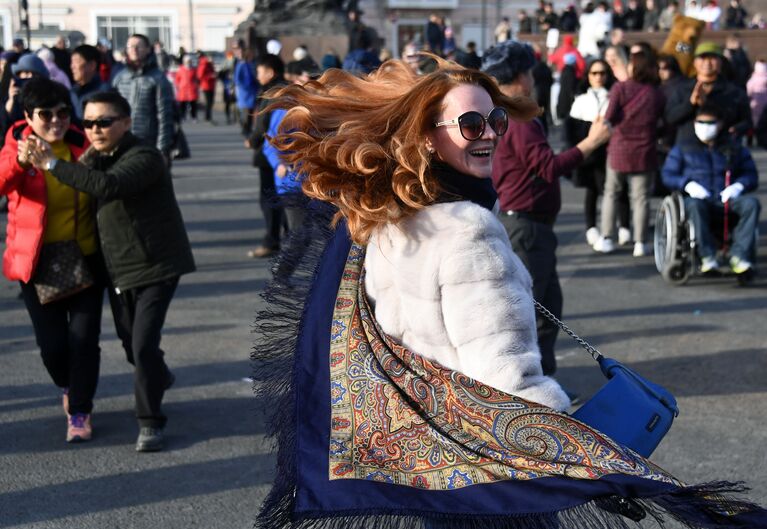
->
xmin=253 ymin=57 xmax=767 ymax=529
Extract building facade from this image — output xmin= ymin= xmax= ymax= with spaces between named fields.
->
xmin=0 ymin=0 xmax=252 ymax=52
xmin=359 ymin=0 xmax=539 ymax=57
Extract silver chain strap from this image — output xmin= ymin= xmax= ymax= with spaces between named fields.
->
xmin=534 ymin=301 xmax=604 ymax=362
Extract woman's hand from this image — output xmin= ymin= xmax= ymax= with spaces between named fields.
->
xmin=26 ymin=136 xmax=56 ymax=170
xmin=276 ymin=164 xmax=288 ymax=178
xmin=16 ymin=137 xmax=32 ymax=167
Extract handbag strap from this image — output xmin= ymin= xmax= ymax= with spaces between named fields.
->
xmin=534 ymin=301 xmax=604 ymax=363
xmin=73 ymin=187 xmax=80 ymax=239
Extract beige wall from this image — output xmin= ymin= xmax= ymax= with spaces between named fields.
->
xmin=0 ymin=0 xmax=252 ymax=52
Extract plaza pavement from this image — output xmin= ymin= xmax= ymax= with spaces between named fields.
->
xmin=0 ymin=115 xmax=764 ymax=528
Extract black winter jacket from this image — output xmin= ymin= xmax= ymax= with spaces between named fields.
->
xmin=50 ymin=133 xmax=195 ymax=291
xmin=664 ymin=76 xmax=752 ymax=145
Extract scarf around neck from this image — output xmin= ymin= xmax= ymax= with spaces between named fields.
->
xmin=431 ymin=160 xmax=498 ymax=212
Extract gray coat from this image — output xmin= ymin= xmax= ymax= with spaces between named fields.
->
xmin=112 ymin=54 xmax=175 ymax=153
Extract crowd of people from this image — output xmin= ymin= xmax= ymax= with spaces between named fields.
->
xmin=501 ymin=0 xmax=764 ymax=38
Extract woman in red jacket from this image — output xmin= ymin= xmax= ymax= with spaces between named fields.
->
xmin=174 ymin=54 xmax=199 ymax=121
xmin=196 ymin=51 xmax=217 ymax=122
xmin=0 ymin=77 xmax=103 ymax=443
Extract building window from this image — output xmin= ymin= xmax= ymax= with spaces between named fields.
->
xmin=96 ymin=15 xmax=172 ymax=50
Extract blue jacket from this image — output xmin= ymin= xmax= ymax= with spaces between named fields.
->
xmin=661 ymin=138 xmax=758 ymax=195
xmin=264 ymin=108 xmax=304 ymax=195
xmin=234 ymin=60 xmax=258 ymax=109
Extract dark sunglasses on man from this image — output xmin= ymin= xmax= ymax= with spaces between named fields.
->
xmin=34 ymin=107 xmax=72 ymax=122
xmin=82 ymin=117 xmax=123 ymax=129
xmin=434 ymin=107 xmax=509 ymax=141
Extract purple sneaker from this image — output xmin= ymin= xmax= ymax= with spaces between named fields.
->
xmin=66 ymin=413 xmax=92 ymax=443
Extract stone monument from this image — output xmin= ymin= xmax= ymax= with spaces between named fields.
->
xmin=235 ymin=0 xmax=359 ymax=58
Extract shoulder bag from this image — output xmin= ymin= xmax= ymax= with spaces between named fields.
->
xmin=33 ymin=188 xmax=95 ymax=304
xmin=535 ymin=302 xmax=679 ymax=457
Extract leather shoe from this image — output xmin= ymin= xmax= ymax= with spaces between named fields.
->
xmin=136 ymin=427 xmax=164 ymax=452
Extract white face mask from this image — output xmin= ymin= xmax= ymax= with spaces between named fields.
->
xmin=694 ymin=121 xmax=719 ymax=142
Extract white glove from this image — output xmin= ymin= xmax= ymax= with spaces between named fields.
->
xmin=684 ymin=181 xmax=711 ymax=200
xmin=720 ymin=182 xmax=745 ymax=203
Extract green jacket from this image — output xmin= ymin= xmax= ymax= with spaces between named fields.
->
xmin=51 ymin=133 xmax=195 ymax=291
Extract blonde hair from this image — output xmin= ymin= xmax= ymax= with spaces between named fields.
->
xmin=267 ymin=57 xmax=539 ymax=243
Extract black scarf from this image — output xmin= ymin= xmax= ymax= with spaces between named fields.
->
xmin=431 ymin=161 xmax=498 ymax=212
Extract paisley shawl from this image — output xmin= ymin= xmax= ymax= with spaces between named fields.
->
xmin=329 ymin=243 xmax=677 ymax=490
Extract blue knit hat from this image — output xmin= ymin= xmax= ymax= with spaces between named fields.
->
xmin=481 ymin=40 xmax=535 ymax=85
xmin=11 ymin=54 xmax=50 ymax=78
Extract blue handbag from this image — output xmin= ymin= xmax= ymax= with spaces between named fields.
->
xmin=535 ymin=303 xmax=679 ymax=457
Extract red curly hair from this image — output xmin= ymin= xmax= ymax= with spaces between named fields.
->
xmin=266 ymin=57 xmax=539 ymax=243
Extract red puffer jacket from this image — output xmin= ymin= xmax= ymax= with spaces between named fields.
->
xmin=174 ymin=65 xmax=199 ymax=102
xmin=0 ymin=121 xmax=89 ymax=283
xmin=196 ymin=57 xmax=217 ymax=92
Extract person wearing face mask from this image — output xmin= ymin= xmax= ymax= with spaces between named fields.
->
xmin=665 ymin=42 xmax=751 ymax=145
xmin=481 ymin=41 xmax=610 ymax=389
xmin=661 ymin=104 xmax=760 ymax=275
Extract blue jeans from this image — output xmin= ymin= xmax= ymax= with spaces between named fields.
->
xmin=684 ymin=195 xmax=760 ymax=261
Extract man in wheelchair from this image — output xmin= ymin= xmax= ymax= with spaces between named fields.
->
xmin=661 ymin=104 xmax=760 ymax=275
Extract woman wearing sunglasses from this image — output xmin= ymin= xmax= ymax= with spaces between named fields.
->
xmin=277 ymin=59 xmax=569 ymax=409
xmin=254 ymin=54 xmax=579 ymax=527
xmin=566 ymin=59 xmax=631 ymax=248
xmin=25 ymin=91 xmax=195 ymax=452
xmin=0 ymin=77 xmax=104 ymax=443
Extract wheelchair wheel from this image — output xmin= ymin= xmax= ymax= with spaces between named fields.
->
xmin=654 ymin=194 xmax=690 ymax=285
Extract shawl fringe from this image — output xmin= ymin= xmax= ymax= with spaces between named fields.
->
xmin=252 ymin=203 xmax=767 ymax=529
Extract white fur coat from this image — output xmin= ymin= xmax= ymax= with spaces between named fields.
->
xmin=364 ymin=201 xmax=571 ymax=411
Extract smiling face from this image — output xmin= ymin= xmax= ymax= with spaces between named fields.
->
xmin=694 ymin=54 xmax=720 ymax=82
xmin=428 ymin=84 xmax=500 ymax=179
xmin=83 ymin=102 xmax=132 ymax=152
xmin=24 ymin=104 xmax=71 ymax=143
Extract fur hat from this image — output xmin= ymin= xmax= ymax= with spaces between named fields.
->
xmin=480 ymin=40 xmax=535 ymax=85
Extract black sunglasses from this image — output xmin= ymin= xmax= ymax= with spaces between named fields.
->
xmin=434 ymin=107 xmax=509 ymax=141
xmin=82 ymin=117 xmax=123 ymax=129
xmin=34 ymin=107 xmax=71 ymax=122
